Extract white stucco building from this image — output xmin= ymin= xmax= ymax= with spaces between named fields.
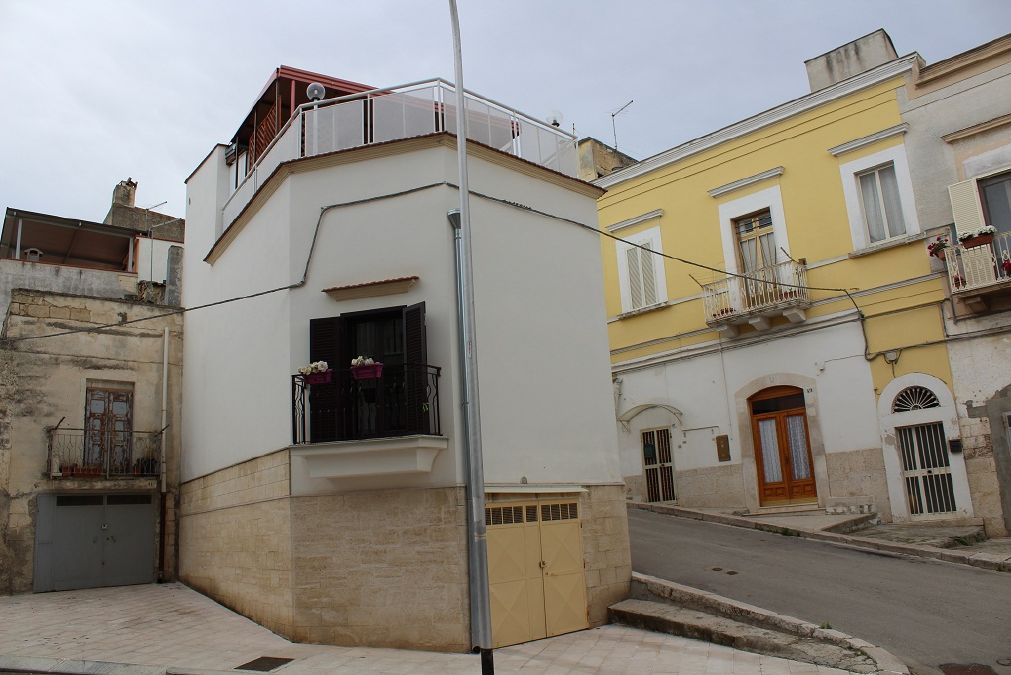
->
xmin=179 ymin=69 xmax=629 ymax=651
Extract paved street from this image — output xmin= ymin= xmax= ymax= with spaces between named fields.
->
xmin=629 ymin=508 xmax=1011 ymax=675
xmin=0 ymin=582 xmax=850 ymax=674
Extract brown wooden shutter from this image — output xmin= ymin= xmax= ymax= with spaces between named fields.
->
xmin=308 ymin=317 xmax=346 ymax=442
xmin=402 ymin=302 xmax=429 ymax=434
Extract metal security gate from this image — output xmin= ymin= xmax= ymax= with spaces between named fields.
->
xmin=642 ymin=428 xmax=676 ymax=502
xmin=34 ymin=494 xmax=156 ymax=592
xmin=486 ymin=499 xmax=588 ymax=648
xmin=897 ymin=423 xmax=957 ymax=517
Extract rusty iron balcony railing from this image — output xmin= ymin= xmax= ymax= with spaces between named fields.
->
xmin=291 ymin=363 xmax=441 ymax=445
xmin=945 ymin=231 xmax=1011 ymax=294
xmin=47 ymin=428 xmax=162 ymax=479
xmin=221 ymin=79 xmax=578 ymax=229
xmin=702 ymin=260 xmax=811 ymax=326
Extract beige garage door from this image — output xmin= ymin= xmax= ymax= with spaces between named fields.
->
xmin=486 ymin=499 xmax=588 ymax=648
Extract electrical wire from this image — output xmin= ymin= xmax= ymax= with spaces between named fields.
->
xmin=6 ymin=180 xmax=862 ymax=344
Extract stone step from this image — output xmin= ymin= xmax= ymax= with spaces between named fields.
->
xmin=609 ymin=598 xmax=876 ymax=673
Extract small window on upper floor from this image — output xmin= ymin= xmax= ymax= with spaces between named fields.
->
xmin=857 ymin=163 xmax=906 ymax=244
xmin=616 ymin=226 xmax=667 ymax=314
xmin=979 ymin=170 xmax=1011 ymax=235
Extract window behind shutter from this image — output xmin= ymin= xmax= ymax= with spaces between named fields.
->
xmin=308 ymin=317 xmax=346 ymax=442
xmin=640 ymin=242 xmax=658 ymax=306
xmin=626 ymin=246 xmax=643 ymax=309
xmin=403 ymin=302 xmax=429 ymax=434
xmin=949 ymin=178 xmax=985 ymax=236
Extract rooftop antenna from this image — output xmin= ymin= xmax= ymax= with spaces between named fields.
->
xmin=610 ymin=99 xmax=634 ymax=153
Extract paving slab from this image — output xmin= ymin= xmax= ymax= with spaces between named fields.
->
xmin=855 ymin=523 xmax=986 ymax=548
xmin=0 ymin=583 xmax=857 ymax=674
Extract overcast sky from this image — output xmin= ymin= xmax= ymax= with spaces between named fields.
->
xmin=1 ymin=1 xmax=1009 ymax=221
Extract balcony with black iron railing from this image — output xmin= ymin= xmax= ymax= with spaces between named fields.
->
xmin=47 ymin=428 xmax=162 ymax=479
xmin=291 ymin=363 xmax=441 ymax=445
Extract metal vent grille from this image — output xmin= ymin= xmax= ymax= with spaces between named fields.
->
xmin=892 ymin=386 xmax=940 ymax=413
xmin=541 ymin=502 xmax=578 ymax=522
xmin=485 ymin=505 xmax=526 ymax=526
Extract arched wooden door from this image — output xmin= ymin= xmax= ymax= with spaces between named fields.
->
xmin=749 ymin=386 xmax=817 ymax=505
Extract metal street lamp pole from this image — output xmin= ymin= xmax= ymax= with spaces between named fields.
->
xmin=447 ymin=1 xmax=494 ymax=673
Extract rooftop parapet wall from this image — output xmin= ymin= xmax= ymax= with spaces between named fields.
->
xmin=805 ymin=29 xmax=899 ymax=92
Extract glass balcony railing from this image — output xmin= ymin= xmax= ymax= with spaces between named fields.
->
xmin=221 ymin=79 xmax=578 ymax=229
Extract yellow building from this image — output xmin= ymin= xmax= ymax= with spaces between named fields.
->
xmin=596 ymin=31 xmax=981 ymax=525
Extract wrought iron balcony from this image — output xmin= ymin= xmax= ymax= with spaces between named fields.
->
xmin=222 ymin=79 xmax=578 ymax=229
xmin=291 ymin=363 xmax=441 ymax=445
xmin=944 ymin=232 xmax=1011 ymax=312
xmin=47 ymin=428 xmax=161 ymax=479
xmin=701 ymin=260 xmax=811 ymax=337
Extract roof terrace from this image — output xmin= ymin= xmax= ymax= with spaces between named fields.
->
xmin=220 ymin=77 xmax=578 ymax=231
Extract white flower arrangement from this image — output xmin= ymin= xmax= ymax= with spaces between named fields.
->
xmin=957 ymin=225 xmax=997 ymax=242
xmin=350 ymin=356 xmax=376 ymax=367
xmin=297 ymin=360 xmax=329 ymax=375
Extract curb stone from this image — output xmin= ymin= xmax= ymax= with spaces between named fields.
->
xmin=0 ymin=655 xmax=264 ymax=675
xmin=0 ymin=655 xmax=166 ymax=674
xmin=629 ymin=501 xmax=1011 ymax=573
xmin=631 ymin=572 xmax=910 ymax=675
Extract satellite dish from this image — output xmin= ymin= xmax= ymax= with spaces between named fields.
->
xmin=548 ymin=110 xmax=565 ymax=128
xmin=306 ymin=83 xmax=326 ymax=101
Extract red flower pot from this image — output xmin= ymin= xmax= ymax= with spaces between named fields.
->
xmin=961 ymin=234 xmax=993 ymax=248
xmin=351 ymin=363 xmax=384 ymax=380
xmin=303 ymin=370 xmax=333 ymax=385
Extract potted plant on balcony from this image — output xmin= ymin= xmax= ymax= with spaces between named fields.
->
xmin=927 ymin=235 xmax=949 ymax=260
xmin=958 ymin=225 xmax=996 ymax=248
xmin=711 ymin=307 xmax=736 ymax=320
xmin=350 ymin=355 xmax=383 ymax=380
xmin=297 ymin=360 xmax=332 ymax=385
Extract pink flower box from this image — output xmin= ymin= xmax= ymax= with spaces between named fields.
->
xmin=303 ymin=370 xmax=333 ymax=385
xmin=351 ymin=363 xmax=384 ymax=380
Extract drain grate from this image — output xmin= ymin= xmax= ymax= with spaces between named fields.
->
xmin=236 ymin=656 xmax=295 ymax=672
xmin=939 ymin=665 xmax=997 ymax=675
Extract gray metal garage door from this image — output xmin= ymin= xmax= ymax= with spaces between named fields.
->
xmin=34 ymin=493 xmax=156 ymax=592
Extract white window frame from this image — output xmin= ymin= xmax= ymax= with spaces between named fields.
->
xmin=839 ymin=144 xmax=919 ymax=251
xmin=616 ymin=225 xmax=667 ymax=314
xmin=717 ymin=184 xmax=791 ymax=275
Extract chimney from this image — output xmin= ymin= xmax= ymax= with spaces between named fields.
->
xmin=804 ymin=29 xmax=899 ymax=92
xmin=112 ymin=178 xmax=138 ymax=207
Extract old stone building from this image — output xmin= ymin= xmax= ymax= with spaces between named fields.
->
xmin=0 ymin=182 xmax=184 ymax=594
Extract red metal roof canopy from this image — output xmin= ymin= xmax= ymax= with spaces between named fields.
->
xmin=230 ymin=66 xmax=373 ymax=163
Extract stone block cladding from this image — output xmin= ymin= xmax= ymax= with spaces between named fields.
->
xmin=1 ymin=291 xmax=182 ymax=594
xmin=179 ymin=450 xmax=631 ymax=652
xmin=178 ymin=450 xmax=293 ymax=636
xmin=289 ymin=487 xmax=469 ymax=651
xmin=824 ymin=448 xmax=893 ymax=522
xmin=581 ymin=485 xmax=633 ymax=626
xmin=959 ymin=417 xmax=1006 ymax=537
xmin=664 ymin=464 xmax=746 ymax=510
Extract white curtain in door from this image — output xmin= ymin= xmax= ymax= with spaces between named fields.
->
xmin=786 ymin=415 xmax=811 ymax=480
xmin=758 ymin=419 xmax=783 ymax=483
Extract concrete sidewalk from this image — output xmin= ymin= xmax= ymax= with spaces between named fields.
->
xmin=0 ymin=583 xmax=854 ymax=674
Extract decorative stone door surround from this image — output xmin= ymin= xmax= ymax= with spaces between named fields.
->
xmin=877 ymin=373 xmax=973 ymax=522
xmin=735 ymin=374 xmax=829 ymax=513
